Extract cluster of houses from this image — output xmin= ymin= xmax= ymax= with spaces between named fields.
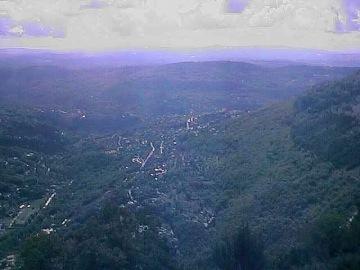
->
xmin=0 ymin=255 xmax=15 ymax=270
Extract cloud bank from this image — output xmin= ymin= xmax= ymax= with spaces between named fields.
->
xmin=0 ymin=0 xmax=359 ymax=51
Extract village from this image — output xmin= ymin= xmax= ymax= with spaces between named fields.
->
xmin=0 ymin=108 xmax=239 ymax=268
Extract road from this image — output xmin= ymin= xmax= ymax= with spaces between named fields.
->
xmin=140 ymin=142 xmax=155 ymax=169
xmin=160 ymin=141 xmax=164 ymax=155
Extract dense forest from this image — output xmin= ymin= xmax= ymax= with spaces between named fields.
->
xmin=0 ymin=62 xmax=359 ymax=269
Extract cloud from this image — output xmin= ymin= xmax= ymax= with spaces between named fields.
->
xmin=241 ymin=0 xmax=341 ymax=32
xmin=9 ymin=25 xmax=24 ymax=36
xmin=0 ymin=0 xmax=359 ymax=51
xmin=0 ymin=16 xmax=65 ymax=38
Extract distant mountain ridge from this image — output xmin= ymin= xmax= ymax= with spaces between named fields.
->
xmin=0 ymin=61 xmax=358 ymax=123
xmin=1 ymin=48 xmax=360 ymax=68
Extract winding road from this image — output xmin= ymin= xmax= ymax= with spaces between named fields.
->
xmin=140 ymin=142 xmax=155 ymax=169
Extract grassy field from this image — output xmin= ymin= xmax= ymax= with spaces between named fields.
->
xmin=12 ymin=198 xmax=44 ymax=226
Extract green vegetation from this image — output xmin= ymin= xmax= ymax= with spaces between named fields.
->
xmin=292 ymin=71 xmax=360 ymax=168
xmin=13 ymin=198 xmax=44 ymax=226
xmin=20 ymin=233 xmax=64 ymax=270
xmin=214 ymin=225 xmax=265 ymax=270
xmin=0 ymin=62 xmax=357 ymax=118
xmin=0 ymin=103 xmax=68 ymax=230
xmin=277 ymin=213 xmax=360 ymax=269
xmin=19 ymin=204 xmax=177 ymax=270
xmin=0 ymin=62 xmax=359 ymax=269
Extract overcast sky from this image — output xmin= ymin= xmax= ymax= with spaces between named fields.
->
xmin=0 ymin=0 xmax=359 ymax=51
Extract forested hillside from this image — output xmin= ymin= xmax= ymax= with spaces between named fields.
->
xmin=292 ymin=71 xmax=360 ymax=168
xmin=0 ymin=63 xmax=359 ymax=269
xmin=0 ymin=62 xmax=357 ymax=117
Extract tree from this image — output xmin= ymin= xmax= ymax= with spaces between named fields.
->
xmin=20 ymin=233 xmax=64 ymax=270
xmin=214 ymin=225 xmax=265 ymax=270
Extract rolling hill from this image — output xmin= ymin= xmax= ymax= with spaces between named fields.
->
xmin=0 ymin=60 xmax=359 ymax=269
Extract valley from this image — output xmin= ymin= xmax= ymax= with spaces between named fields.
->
xmin=0 ymin=60 xmax=359 ymax=269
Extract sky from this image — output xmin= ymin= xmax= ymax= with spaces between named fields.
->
xmin=0 ymin=0 xmax=359 ymax=52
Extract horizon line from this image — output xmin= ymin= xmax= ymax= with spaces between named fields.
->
xmin=0 ymin=45 xmax=360 ymax=55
